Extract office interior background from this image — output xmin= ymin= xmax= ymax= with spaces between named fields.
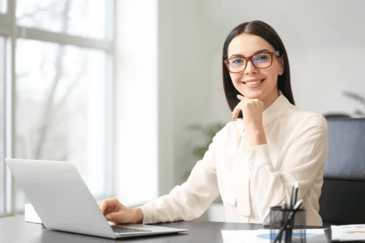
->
xmin=0 ymin=0 xmax=364 ymax=219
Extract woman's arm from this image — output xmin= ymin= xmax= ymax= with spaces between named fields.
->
xmin=231 ymin=95 xmax=328 ymax=224
xmin=139 ymin=126 xmax=225 ymax=224
xmin=237 ymin=115 xmax=328 ymax=223
xmin=231 ymin=95 xmax=267 ymax=147
xmin=99 ymin=125 xmax=227 ymax=225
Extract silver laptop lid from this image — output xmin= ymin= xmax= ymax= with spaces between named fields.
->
xmin=5 ymin=158 xmax=116 ymax=239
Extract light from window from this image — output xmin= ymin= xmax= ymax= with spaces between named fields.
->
xmin=15 ymin=39 xmax=108 ymax=210
xmin=0 ymin=0 xmax=7 ymax=14
xmin=0 ymin=36 xmax=5 ymax=215
xmin=16 ymin=0 xmax=106 ymax=39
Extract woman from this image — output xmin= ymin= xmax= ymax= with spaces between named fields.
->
xmin=99 ymin=20 xmax=328 ymax=226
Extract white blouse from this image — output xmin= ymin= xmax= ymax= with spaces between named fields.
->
xmin=140 ymin=93 xmax=328 ymax=226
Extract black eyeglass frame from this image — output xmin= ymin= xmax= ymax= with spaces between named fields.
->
xmin=224 ymin=50 xmax=281 ymax=73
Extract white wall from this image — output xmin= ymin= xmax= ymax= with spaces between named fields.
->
xmin=114 ymin=0 xmax=158 ymax=205
xmin=158 ymin=0 xmax=365 ymax=188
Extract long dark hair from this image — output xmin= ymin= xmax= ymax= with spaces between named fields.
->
xmin=222 ymin=20 xmax=295 ymax=118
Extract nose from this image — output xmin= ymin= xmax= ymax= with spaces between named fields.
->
xmin=245 ymin=60 xmax=258 ymax=75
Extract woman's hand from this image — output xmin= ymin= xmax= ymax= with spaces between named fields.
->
xmin=231 ymin=95 xmax=267 ymax=147
xmin=231 ymin=95 xmax=264 ymax=130
xmin=99 ymin=198 xmax=143 ymax=224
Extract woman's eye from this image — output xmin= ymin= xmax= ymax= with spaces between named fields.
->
xmin=253 ymin=54 xmax=270 ymax=65
xmin=255 ymin=55 xmax=268 ymax=61
xmin=231 ymin=58 xmax=244 ymax=66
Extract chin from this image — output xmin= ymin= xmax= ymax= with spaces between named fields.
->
xmin=240 ymin=91 xmax=264 ymax=100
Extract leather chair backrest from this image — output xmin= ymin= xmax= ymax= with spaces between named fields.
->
xmin=319 ymin=118 xmax=365 ymax=225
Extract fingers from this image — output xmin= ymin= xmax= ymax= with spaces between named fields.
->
xmin=232 ymin=95 xmax=246 ymax=119
xmin=99 ymin=199 xmax=112 ymax=215
xmin=106 ymin=211 xmax=135 ymax=224
xmin=98 ymin=202 xmax=142 ymax=225
xmin=99 ymin=202 xmax=107 ymax=214
xmin=231 ymin=95 xmax=264 ymax=120
xmin=99 ymin=198 xmax=121 ymax=216
xmin=231 ymin=106 xmax=241 ymax=120
xmin=105 ymin=212 xmax=123 ymax=224
xmin=237 ymin=94 xmax=246 ymax=100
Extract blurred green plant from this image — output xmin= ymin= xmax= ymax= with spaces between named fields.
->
xmin=183 ymin=122 xmax=226 ymax=203
xmin=187 ymin=123 xmax=225 ymax=159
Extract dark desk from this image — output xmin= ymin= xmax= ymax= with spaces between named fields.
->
xmin=0 ymin=216 xmax=328 ymax=243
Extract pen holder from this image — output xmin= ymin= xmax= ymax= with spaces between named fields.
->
xmin=270 ymin=206 xmax=306 ymax=243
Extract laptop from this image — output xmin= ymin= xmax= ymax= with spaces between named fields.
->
xmin=5 ymin=158 xmax=188 ymax=239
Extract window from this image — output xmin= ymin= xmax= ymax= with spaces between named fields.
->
xmin=16 ymin=0 xmax=106 ymax=39
xmin=0 ymin=36 xmax=6 ymax=216
xmin=0 ymin=0 xmax=6 ymax=14
xmin=0 ymin=0 xmax=113 ymax=217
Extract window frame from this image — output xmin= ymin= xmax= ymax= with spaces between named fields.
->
xmin=0 ymin=0 xmax=114 ymax=217
xmin=0 ymin=0 xmax=12 ymax=24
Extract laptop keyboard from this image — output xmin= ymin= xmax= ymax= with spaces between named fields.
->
xmin=112 ymin=226 xmax=152 ymax=234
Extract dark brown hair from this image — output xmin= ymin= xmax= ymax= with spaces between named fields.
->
xmin=222 ymin=20 xmax=295 ymax=118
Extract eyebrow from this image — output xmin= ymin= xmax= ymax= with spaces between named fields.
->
xmin=229 ymin=49 xmax=270 ymax=58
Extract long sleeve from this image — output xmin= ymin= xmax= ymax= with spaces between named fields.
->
xmin=139 ymin=127 xmax=223 ymax=224
xmin=235 ymin=113 xmax=328 ymax=225
xmin=139 ymin=93 xmax=328 ymax=226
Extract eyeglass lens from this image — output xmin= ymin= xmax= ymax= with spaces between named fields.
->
xmin=227 ymin=53 xmax=272 ymax=72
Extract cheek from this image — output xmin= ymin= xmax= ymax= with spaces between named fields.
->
xmin=229 ymin=73 xmax=242 ymax=84
xmin=266 ymin=72 xmax=279 ymax=87
xmin=272 ymin=62 xmax=282 ymax=76
xmin=264 ymin=66 xmax=280 ymax=80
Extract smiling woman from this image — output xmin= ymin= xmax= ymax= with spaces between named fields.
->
xmin=99 ymin=20 xmax=328 ymax=227
xmin=222 ymin=21 xmax=294 ymax=115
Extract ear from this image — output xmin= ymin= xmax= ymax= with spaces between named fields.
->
xmin=278 ymin=56 xmax=284 ymax=75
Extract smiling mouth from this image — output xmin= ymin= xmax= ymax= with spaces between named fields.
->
xmin=243 ymin=79 xmax=265 ymax=84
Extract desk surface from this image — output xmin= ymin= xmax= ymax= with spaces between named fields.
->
xmin=0 ymin=216 xmax=328 ymax=243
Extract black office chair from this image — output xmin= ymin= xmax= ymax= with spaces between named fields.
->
xmin=319 ymin=117 xmax=365 ymax=226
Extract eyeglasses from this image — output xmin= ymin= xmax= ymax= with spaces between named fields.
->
xmin=224 ymin=51 xmax=280 ymax=73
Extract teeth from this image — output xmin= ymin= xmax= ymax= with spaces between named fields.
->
xmin=246 ymin=81 xmax=261 ymax=84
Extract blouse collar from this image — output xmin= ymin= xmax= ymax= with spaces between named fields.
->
xmin=262 ymin=90 xmax=291 ymax=126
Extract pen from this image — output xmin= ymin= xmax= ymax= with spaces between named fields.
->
xmin=287 ymin=182 xmax=299 ymax=243
xmin=277 ymin=202 xmax=287 ymax=243
xmin=290 ymin=185 xmax=295 ymax=209
xmin=287 ymin=182 xmax=299 ymax=242
xmin=293 ymin=182 xmax=299 ymax=206
xmin=290 ymin=182 xmax=298 ymax=209
xmin=273 ymin=199 xmax=303 ymax=243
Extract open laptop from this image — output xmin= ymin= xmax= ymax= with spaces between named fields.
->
xmin=5 ymin=158 xmax=188 ymax=239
